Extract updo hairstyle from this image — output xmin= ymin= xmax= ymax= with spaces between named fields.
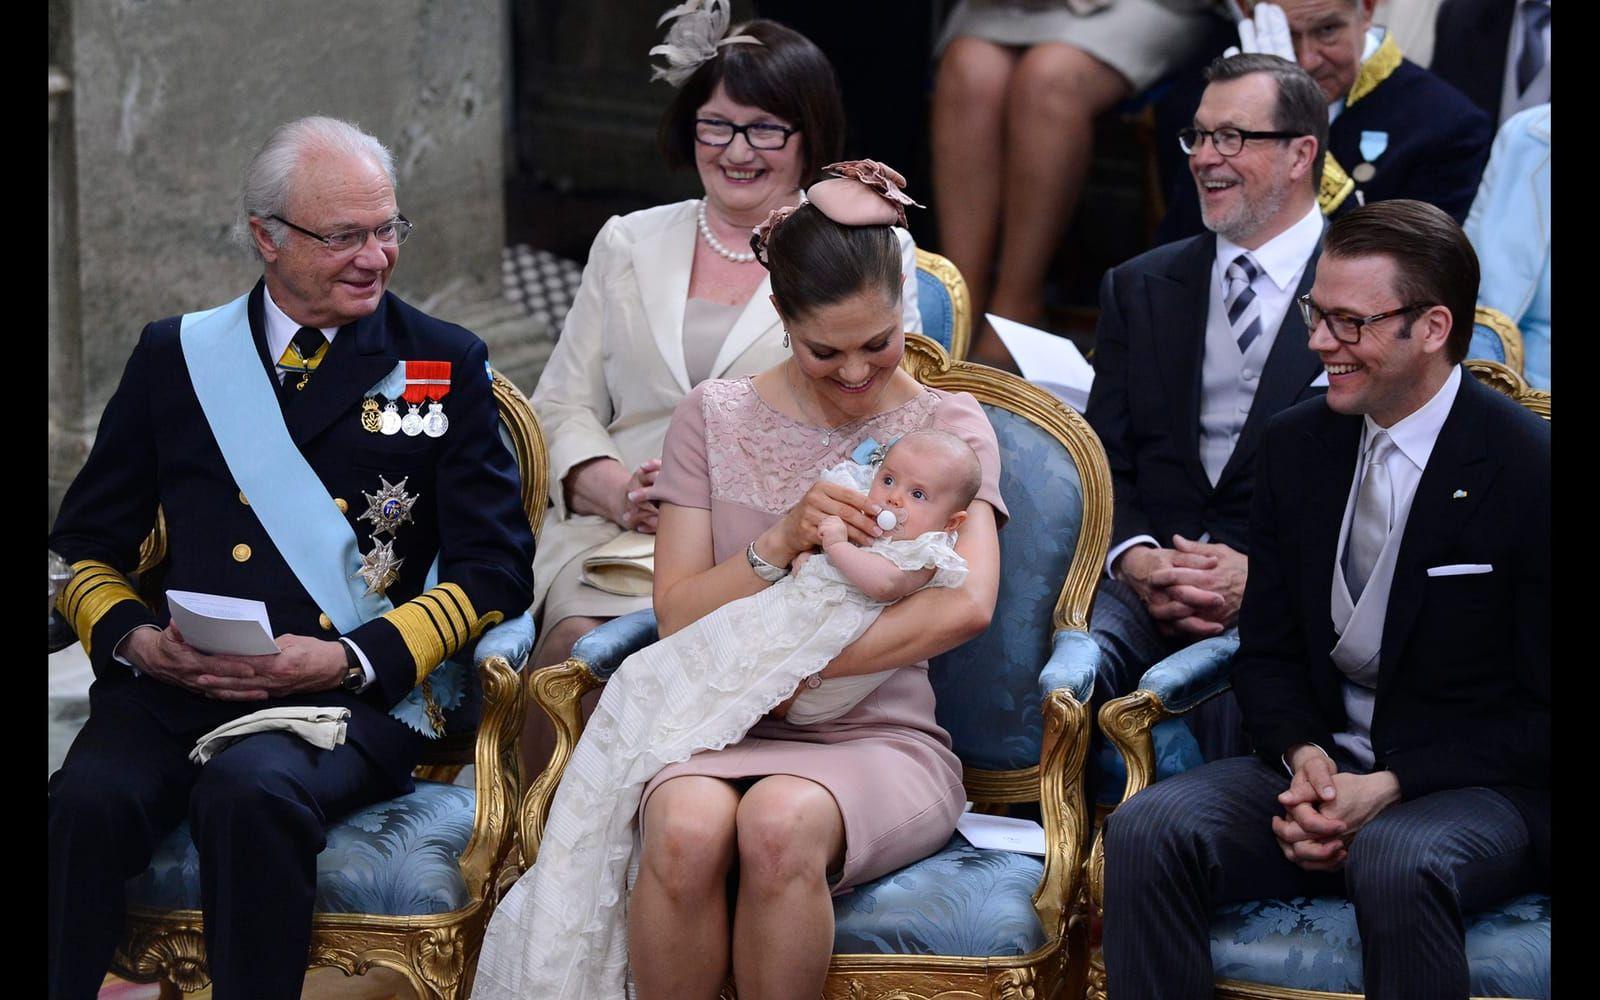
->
xmin=758 ymin=202 xmax=902 ymax=324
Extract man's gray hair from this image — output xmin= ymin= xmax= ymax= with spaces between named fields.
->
xmin=234 ymin=116 xmax=397 ymax=260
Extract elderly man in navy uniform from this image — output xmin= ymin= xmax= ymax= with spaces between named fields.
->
xmin=47 ymin=116 xmax=535 ymax=999
xmin=1157 ymin=0 xmax=1492 ymax=242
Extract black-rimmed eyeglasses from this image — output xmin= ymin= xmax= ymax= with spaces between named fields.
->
xmin=1297 ymin=293 xmax=1431 ymax=344
xmin=693 ymin=118 xmax=799 ymax=150
xmin=268 ymin=214 xmax=414 ymax=253
xmin=1178 ymin=126 xmax=1309 ymax=157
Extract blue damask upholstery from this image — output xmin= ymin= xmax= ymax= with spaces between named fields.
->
xmin=1039 ymin=630 xmax=1099 ymax=706
xmin=570 ymin=608 xmax=659 ymax=682
xmin=930 ymin=405 xmax=1083 ymax=770
xmin=1211 ymin=893 xmax=1551 ymax=998
xmin=1469 ymin=325 xmax=1509 ymax=365
xmin=833 ymin=833 xmax=1046 ymax=957
xmin=916 ymin=268 xmax=955 ymax=355
xmin=126 ymin=780 xmax=475 ymax=915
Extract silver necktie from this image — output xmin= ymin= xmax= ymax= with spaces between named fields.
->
xmin=1224 ymin=252 xmax=1264 ymax=354
xmin=1343 ymin=431 xmax=1396 ymax=603
xmin=1516 ymin=0 xmax=1551 ymax=96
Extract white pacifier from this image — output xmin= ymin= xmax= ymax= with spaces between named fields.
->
xmin=876 ymin=508 xmax=900 ymax=532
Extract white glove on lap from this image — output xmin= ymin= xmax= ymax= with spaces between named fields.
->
xmin=1223 ymin=2 xmax=1296 ymax=62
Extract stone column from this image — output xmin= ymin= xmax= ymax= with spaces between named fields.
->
xmin=48 ymin=0 xmax=546 ymax=521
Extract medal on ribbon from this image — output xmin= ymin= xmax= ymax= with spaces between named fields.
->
xmin=401 ymin=360 xmax=452 ymax=438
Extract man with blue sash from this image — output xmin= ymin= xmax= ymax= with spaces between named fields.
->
xmin=47 ymin=116 xmax=535 ymax=999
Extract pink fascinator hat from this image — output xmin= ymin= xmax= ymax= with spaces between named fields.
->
xmin=750 ymin=159 xmax=923 ymax=264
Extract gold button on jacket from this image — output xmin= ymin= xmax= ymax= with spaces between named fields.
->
xmin=231 ymin=544 xmax=252 ymax=563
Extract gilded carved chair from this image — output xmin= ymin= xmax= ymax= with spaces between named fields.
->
xmin=522 ymin=333 xmax=1110 ymax=999
xmin=915 ymin=248 xmax=973 ymax=362
xmin=1083 ymin=363 xmax=1550 ymax=999
xmin=1467 ymin=305 xmax=1526 ymax=378
xmin=89 ymin=370 xmax=548 ymax=999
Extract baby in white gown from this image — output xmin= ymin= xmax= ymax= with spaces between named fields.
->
xmin=472 ymin=430 xmax=982 ymax=1000
xmin=782 ymin=429 xmax=981 ymax=723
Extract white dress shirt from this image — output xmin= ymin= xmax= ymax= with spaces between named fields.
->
xmin=1107 ymin=201 xmax=1325 ymax=577
xmin=1328 ymin=28 xmax=1386 ymax=124
xmin=116 ymin=286 xmax=376 ymax=692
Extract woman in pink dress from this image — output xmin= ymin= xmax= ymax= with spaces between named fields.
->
xmin=632 ymin=161 xmax=1008 ymax=998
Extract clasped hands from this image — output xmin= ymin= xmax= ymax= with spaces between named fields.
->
xmin=1273 ymin=745 xmax=1402 ymax=872
xmin=1117 ymin=534 xmax=1247 ymax=638
xmin=121 ymin=623 xmax=349 ymax=701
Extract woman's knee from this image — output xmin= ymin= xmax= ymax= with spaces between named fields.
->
xmin=639 ymin=781 xmax=739 ymax=898
xmin=936 ymin=37 xmax=1015 ymax=111
xmin=1010 ymin=43 xmax=1131 ymax=119
xmin=735 ymin=781 xmax=842 ymax=891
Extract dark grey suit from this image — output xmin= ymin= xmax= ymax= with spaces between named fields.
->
xmin=1103 ymin=374 xmax=1550 ymax=999
xmin=1083 ymin=231 xmax=1324 ymax=759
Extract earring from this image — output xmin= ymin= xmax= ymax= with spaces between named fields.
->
xmin=782 ymin=330 xmax=790 ymax=348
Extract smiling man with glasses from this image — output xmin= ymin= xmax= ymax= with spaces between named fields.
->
xmin=1083 ymin=53 xmax=1333 ymax=766
xmin=47 ymin=115 xmax=535 ymax=998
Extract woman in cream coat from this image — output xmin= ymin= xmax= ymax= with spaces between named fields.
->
xmin=530 ymin=15 xmax=921 ymax=669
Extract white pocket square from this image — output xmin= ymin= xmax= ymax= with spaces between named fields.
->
xmin=1426 ymin=563 xmax=1493 ymax=577
xmin=1310 ymin=371 xmax=1330 ymax=387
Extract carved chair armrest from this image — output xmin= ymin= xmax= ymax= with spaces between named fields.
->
xmin=458 ymin=609 xmax=537 ymax=900
xmin=515 ymin=609 xmax=659 ymax=869
xmin=570 ymin=609 xmax=659 ymax=683
xmin=1137 ymin=633 xmax=1240 ymax=715
xmin=1033 ymin=628 xmax=1098 ymax=943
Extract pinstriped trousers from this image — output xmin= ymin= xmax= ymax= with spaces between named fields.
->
xmin=1102 ymin=755 xmax=1536 ymax=999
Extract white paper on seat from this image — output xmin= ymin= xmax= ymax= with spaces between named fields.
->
xmin=165 ymin=590 xmax=280 ymax=655
xmin=986 ymin=313 xmax=1095 ymax=412
xmin=955 ymin=811 xmax=1048 ymax=856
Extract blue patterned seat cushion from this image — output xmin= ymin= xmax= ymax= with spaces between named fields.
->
xmin=1211 ymin=893 xmax=1550 ymax=998
xmin=833 ymin=834 xmax=1046 ymax=957
xmin=916 ymin=268 xmax=954 ymax=353
xmin=931 ymin=406 xmax=1081 ymax=771
xmin=125 ymin=780 xmax=475 ymax=916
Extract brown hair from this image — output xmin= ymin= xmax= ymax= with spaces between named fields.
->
xmin=757 ymin=201 xmax=901 ymax=322
xmin=657 ymin=20 xmax=845 ymax=185
xmin=1322 ymin=199 xmax=1481 ymax=363
xmin=1203 ymin=53 xmax=1329 ymax=194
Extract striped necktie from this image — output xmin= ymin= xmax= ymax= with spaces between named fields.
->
xmin=1516 ymin=0 xmax=1551 ymax=96
xmin=1224 ymin=252 xmax=1264 ymax=354
xmin=277 ymin=326 xmax=329 ymax=390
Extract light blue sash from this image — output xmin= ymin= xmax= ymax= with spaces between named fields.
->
xmin=179 ymin=294 xmax=461 ymax=735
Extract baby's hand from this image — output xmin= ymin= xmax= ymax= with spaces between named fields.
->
xmin=791 ymin=552 xmax=813 ymax=573
xmin=817 ymin=515 xmax=849 ymax=547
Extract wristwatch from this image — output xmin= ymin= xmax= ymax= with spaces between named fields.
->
xmin=340 ymin=641 xmax=366 ymax=692
xmin=745 ymin=540 xmax=789 ymax=583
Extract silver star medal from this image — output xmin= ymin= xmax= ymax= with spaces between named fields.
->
xmin=422 ymin=400 xmax=449 ymax=438
xmin=354 ymin=536 xmax=404 ymax=597
xmin=358 ymin=476 xmax=419 ymax=537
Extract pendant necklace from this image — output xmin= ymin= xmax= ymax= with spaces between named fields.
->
xmin=787 ymin=363 xmax=846 ymax=448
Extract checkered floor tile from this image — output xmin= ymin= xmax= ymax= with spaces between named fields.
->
xmin=502 ymin=244 xmax=583 ymax=337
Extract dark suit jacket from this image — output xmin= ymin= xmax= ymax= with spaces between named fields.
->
xmin=1157 ymin=58 xmax=1493 ymax=243
xmin=1232 ymin=373 xmax=1550 ymax=872
xmin=49 ymin=282 xmax=536 ymax=783
xmin=1084 ymin=232 xmax=1325 ymax=556
xmin=1431 ymin=0 xmax=1515 ymax=121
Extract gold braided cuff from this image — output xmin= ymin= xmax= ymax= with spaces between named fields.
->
xmin=58 ymin=560 xmax=147 ymax=657
xmin=381 ymin=583 xmax=483 ymax=685
xmin=1319 ymin=153 xmax=1356 ymax=215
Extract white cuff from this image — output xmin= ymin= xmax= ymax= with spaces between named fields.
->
xmin=339 ymin=638 xmax=377 ymax=692
xmin=1106 ymin=535 xmax=1160 ymax=580
xmin=112 ymin=623 xmax=162 ymax=675
xmin=1281 ymin=741 xmax=1333 ymax=779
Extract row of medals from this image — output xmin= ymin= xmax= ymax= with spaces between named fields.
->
xmin=354 ymin=476 xmax=417 ymax=598
xmin=361 ymin=397 xmax=449 ymax=438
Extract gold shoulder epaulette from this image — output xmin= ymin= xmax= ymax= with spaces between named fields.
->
xmin=1319 ymin=154 xmax=1356 ymax=215
xmin=57 ymin=560 xmax=147 ymax=656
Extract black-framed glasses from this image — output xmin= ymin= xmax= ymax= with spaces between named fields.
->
xmin=1297 ymin=293 xmax=1431 ymax=344
xmin=1178 ymin=126 xmax=1308 ymax=157
xmin=693 ymin=118 xmax=799 ymax=150
xmin=268 ymin=213 xmax=414 ymax=253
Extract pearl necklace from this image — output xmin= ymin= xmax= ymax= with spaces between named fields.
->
xmin=697 ymin=200 xmax=757 ymax=263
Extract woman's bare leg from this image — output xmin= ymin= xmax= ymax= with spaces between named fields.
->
xmin=985 ymin=44 xmax=1132 ymax=331
xmin=630 ymin=776 xmax=743 ymax=999
xmin=730 ymin=775 xmax=847 ymax=1000
xmin=931 ymin=36 xmax=1019 ymax=323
